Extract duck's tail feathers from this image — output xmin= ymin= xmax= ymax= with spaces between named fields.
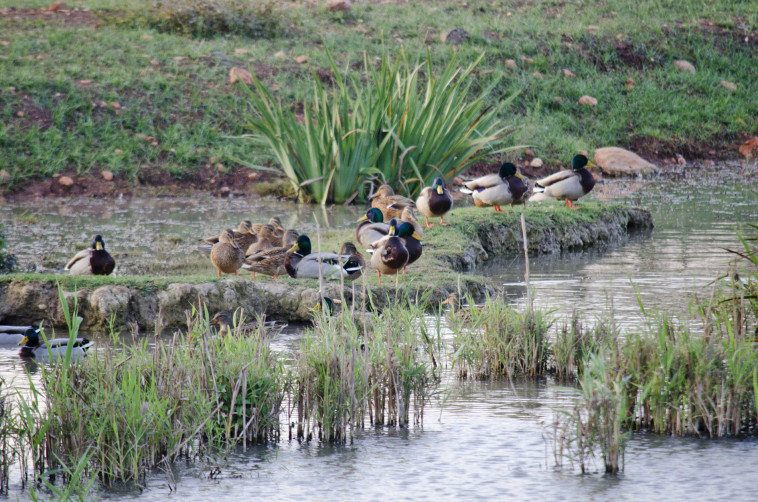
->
xmin=344 ymin=265 xmax=363 ymax=274
xmin=533 ymin=183 xmax=546 ymax=194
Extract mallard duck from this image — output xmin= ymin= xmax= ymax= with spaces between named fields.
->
xmin=339 ymin=242 xmax=365 ymax=281
xmin=460 ymin=162 xmax=530 ymax=212
xmin=356 ymin=207 xmax=421 ymax=250
xmin=17 ymin=328 xmax=94 ymax=359
xmin=64 ymin=234 xmax=116 ymax=275
xmin=0 ymin=325 xmax=34 ymax=346
xmin=245 ymin=224 xmax=280 ymax=255
xmin=284 ymin=235 xmax=363 ymax=280
xmin=395 ymin=221 xmax=422 ymax=273
xmin=356 ymin=208 xmax=388 ymax=249
xmin=530 ymin=154 xmax=596 ymax=208
xmin=209 ymin=311 xmax=284 ymax=337
xmin=242 ymin=229 xmax=300 ymax=279
xmin=210 ymin=228 xmax=245 ymax=276
xmin=370 ymin=184 xmax=417 ymax=221
xmin=416 ymin=177 xmax=453 ymax=227
xmin=369 ymin=219 xmax=409 ymax=285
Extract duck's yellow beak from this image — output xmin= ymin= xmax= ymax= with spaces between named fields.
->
xmin=312 ymin=303 xmax=322 ymax=312
xmin=389 ymin=225 xmax=396 ymax=236
xmin=209 ymin=318 xmax=219 ymax=326
xmin=441 ymin=297 xmax=451 ymax=305
xmin=515 ymin=172 xmax=525 ymax=180
xmin=287 ymin=243 xmax=299 ymax=252
xmin=436 ymin=185 xmax=444 ymax=195
xmin=412 ymin=231 xmax=422 ymax=241
xmin=357 ymin=215 xmax=369 ymax=223
xmin=95 ymin=241 xmax=104 ymax=251
xmin=18 ymin=336 xmax=28 ymax=346
xmin=586 ymin=160 xmax=597 ymax=168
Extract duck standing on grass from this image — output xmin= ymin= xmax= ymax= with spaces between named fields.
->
xmin=65 ymin=234 xmax=116 ymax=275
xmin=370 ymin=184 xmax=417 ymax=221
xmin=396 ymin=221 xmax=422 ymax=274
xmin=369 ymin=219 xmax=409 ymax=285
xmin=416 ymin=177 xmax=453 ymax=227
xmin=210 ymin=229 xmax=245 ymax=277
xmin=460 ymin=162 xmax=530 ymax=212
xmin=18 ymin=328 xmax=94 ymax=360
xmin=529 ymin=154 xmax=596 ymax=208
xmin=356 ymin=208 xmax=388 ymax=249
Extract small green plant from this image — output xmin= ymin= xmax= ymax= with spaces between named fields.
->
xmin=130 ymin=0 xmax=282 ymax=38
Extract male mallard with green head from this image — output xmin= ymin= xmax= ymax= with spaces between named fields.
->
xmin=460 ymin=162 xmax=530 ymax=212
xmin=18 ymin=328 xmax=94 ymax=359
xmin=65 ymin=234 xmax=116 ymax=275
xmin=416 ymin=177 xmax=453 ymax=227
xmin=284 ymin=235 xmax=363 ymax=280
xmin=210 ymin=229 xmax=245 ymax=276
xmin=369 ymin=219 xmax=409 ymax=285
xmin=530 ymin=154 xmax=596 ymax=208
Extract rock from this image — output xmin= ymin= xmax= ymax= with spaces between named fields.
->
xmin=101 ymin=170 xmax=114 ymax=181
xmin=739 ymin=137 xmax=758 ymax=158
xmin=58 ymin=176 xmax=74 ymax=186
xmin=520 ymin=56 xmax=534 ymax=63
xmin=505 ymin=59 xmax=517 ymax=69
xmin=295 ymin=55 xmax=309 ymax=64
xmin=720 ymin=80 xmax=737 ymax=91
xmin=229 ymin=67 xmax=253 ymax=85
xmin=674 ymin=60 xmax=695 ymax=73
xmin=530 ymin=158 xmax=543 ymax=168
xmin=562 ymin=68 xmax=576 ymax=77
xmin=441 ymin=28 xmax=469 ymax=44
xmin=0 ymin=169 xmax=10 ymax=183
xmin=273 ymin=51 xmax=286 ymax=60
xmin=578 ymin=95 xmax=598 ymax=106
xmin=625 ymin=78 xmax=635 ymax=90
xmin=593 ymin=147 xmax=658 ymax=176
xmin=532 ymin=72 xmax=543 ymax=79
xmin=327 ymin=0 xmax=352 ymax=12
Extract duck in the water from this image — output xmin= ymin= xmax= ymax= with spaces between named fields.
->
xmin=18 ymin=328 xmax=94 ymax=360
xmin=64 ymin=234 xmax=116 ymax=275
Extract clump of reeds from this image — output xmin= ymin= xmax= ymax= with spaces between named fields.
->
xmin=293 ymin=296 xmax=439 ymax=441
xmin=17 ymin=298 xmax=286 ymax=489
xmin=448 ymin=293 xmax=553 ymax=379
xmin=551 ymin=312 xmax=618 ymax=381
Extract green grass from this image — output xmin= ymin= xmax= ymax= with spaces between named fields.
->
xmin=0 ymin=0 xmax=756 ymax=192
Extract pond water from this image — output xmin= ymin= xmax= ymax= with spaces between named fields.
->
xmin=1 ymin=165 xmax=758 ymax=500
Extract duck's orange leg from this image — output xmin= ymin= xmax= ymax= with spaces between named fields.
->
xmin=565 ymin=198 xmax=579 ymax=210
xmin=439 ymin=215 xmax=450 ymax=226
xmin=377 ymin=271 xmax=382 ymax=285
xmin=424 ymin=215 xmax=433 ymax=228
xmin=494 ymin=205 xmax=503 ymax=212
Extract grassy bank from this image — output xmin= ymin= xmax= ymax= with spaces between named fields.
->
xmin=1 ymin=0 xmax=756 ymax=192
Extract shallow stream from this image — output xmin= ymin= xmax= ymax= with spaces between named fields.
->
xmin=1 ymin=166 xmax=758 ymax=500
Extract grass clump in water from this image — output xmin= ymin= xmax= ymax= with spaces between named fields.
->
xmin=293 ymin=298 xmax=440 ymax=441
xmin=17 ymin=305 xmax=286 ymax=489
xmin=448 ymin=294 xmax=553 ymax=379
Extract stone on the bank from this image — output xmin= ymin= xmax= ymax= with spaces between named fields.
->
xmin=441 ymin=28 xmax=469 ymax=44
xmin=578 ymin=95 xmax=597 ymax=106
xmin=58 ymin=176 xmax=74 ymax=186
xmin=720 ymin=80 xmax=737 ymax=91
xmin=505 ymin=59 xmax=517 ymax=69
xmin=229 ymin=67 xmax=253 ymax=85
xmin=593 ymin=147 xmax=658 ymax=176
xmin=674 ymin=60 xmax=695 ymax=73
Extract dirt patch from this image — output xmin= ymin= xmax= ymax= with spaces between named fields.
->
xmin=3 ymin=165 xmax=282 ymax=202
xmin=0 ymin=7 xmax=103 ymax=27
xmin=0 ymin=94 xmax=53 ymax=131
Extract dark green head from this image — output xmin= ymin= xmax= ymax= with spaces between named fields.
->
xmin=498 ymin=162 xmax=518 ymax=178
xmin=397 ymin=222 xmax=422 ymax=240
xmin=19 ymin=328 xmax=41 ymax=347
xmin=571 ymin=154 xmax=595 ymax=170
xmin=313 ymin=297 xmax=337 ymax=316
xmin=358 ymin=208 xmax=384 ymax=224
xmin=432 ymin=177 xmax=445 ymax=195
xmin=92 ymin=234 xmax=106 ymax=251
xmin=288 ymin=235 xmax=312 ymax=256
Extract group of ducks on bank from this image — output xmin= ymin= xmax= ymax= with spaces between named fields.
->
xmin=59 ymin=154 xmax=596 ymax=280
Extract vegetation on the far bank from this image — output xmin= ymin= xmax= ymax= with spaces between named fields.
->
xmin=1 ymin=0 xmax=756 ymax=193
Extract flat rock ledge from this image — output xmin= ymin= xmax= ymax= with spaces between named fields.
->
xmin=0 ymin=203 xmax=652 ymax=330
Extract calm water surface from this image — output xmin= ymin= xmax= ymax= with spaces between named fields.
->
xmin=2 ymin=167 xmax=758 ymax=500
